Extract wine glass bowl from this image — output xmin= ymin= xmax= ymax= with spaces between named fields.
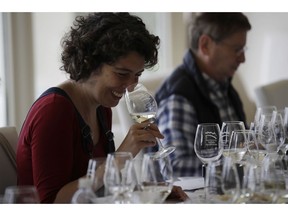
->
xmin=271 ymin=110 xmax=286 ymax=152
xmin=103 ymin=152 xmax=135 ymax=203
xmin=125 ymin=83 xmax=157 ymax=123
xmin=137 ymin=152 xmax=174 ymax=203
xmin=3 ymin=185 xmax=40 ymax=203
xmin=86 ymin=157 xmax=107 ymax=195
xmin=254 ymin=106 xmax=277 ymax=132
xmin=228 ymin=130 xmax=249 ymax=164
xmin=194 ymin=123 xmax=222 ymax=164
xmin=125 ymin=83 xmax=176 ymax=158
xmin=282 ymin=107 xmax=288 ymax=153
xmin=205 ymin=157 xmax=240 ymax=203
xmin=258 ymin=113 xmax=277 ymax=154
xmin=220 ymin=121 xmax=246 ymax=158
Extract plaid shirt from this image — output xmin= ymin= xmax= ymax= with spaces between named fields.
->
xmin=156 ymin=74 xmax=239 ymax=177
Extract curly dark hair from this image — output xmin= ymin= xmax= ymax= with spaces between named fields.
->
xmin=60 ymin=12 xmax=160 ymax=81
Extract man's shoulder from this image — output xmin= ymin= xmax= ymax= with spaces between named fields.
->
xmin=161 ymin=51 xmax=199 ymax=90
xmin=155 ymin=68 xmax=197 ymax=104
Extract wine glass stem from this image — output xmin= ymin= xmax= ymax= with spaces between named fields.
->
xmin=149 ymin=117 xmax=164 ymax=150
xmin=156 ymin=137 xmax=164 ymax=150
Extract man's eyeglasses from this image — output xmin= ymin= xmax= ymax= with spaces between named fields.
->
xmin=219 ymin=42 xmax=247 ymax=57
xmin=209 ymin=35 xmax=247 ymax=57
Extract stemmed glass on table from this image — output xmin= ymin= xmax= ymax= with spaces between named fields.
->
xmin=125 ymin=83 xmax=176 ymax=159
xmin=3 ymin=185 xmax=40 ymax=203
xmin=281 ymin=107 xmax=288 ymax=154
xmin=220 ymin=121 xmax=246 ymax=158
xmin=103 ymin=152 xmax=136 ymax=203
xmin=86 ymin=157 xmax=107 ymax=198
xmin=194 ymin=123 xmax=223 ymax=177
xmin=227 ymin=130 xmax=251 ymax=165
xmin=132 ymin=152 xmax=174 ymax=203
xmin=257 ymin=113 xmax=278 ymax=155
xmin=271 ymin=110 xmax=286 ymax=154
xmin=205 ymin=156 xmax=240 ymax=203
xmin=241 ymin=155 xmax=286 ymax=204
xmin=252 ymin=106 xmax=277 ymax=132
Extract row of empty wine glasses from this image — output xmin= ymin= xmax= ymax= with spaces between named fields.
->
xmin=203 ymin=129 xmax=288 ymax=204
xmin=193 ymin=119 xmax=288 ymax=203
xmin=204 ymin=154 xmax=288 ymax=203
xmin=195 ymin=105 xmax=288 ymax=166
xmin=218 ymin=105 xmax=288 ymax=165
xmin=193 ymin=119 xmax=284 ymax=171
xmin=195 ymin=122 xmax=259 ymax=160
xmin=1 ymin=151 xmax=174 ymax=204
xmin=194 ymin=121 xmax=257 ymax=166
xmin=86 ymin=151 xmax=174 ymax=204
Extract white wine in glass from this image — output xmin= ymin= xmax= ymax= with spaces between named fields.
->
xmin=220 ymin=121 xmax=246 ymax=158
xmin=125 ymin=83 xmax=176 ymax=159
xmin=228 ymin=130 xmax=249 ymax=164
xmin=130 ymin=112 xmax=156 ymax=124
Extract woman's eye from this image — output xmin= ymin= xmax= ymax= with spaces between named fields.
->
xmin=116 ymin=72 xmax=127 ymax=77
xmin=114 ymin=70 xmax=142 ymax=77
xmin=136 ymin=73 xmax=142 ymax=77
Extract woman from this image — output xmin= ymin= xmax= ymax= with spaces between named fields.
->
xmin=16 ymin=13 xmax=164 ymax=203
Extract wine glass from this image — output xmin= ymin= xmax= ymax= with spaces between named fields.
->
xmin=86 ymin=157 xmax=107 ymax=197
xmin=125 ymin=83 xmax=176 ymax=158
xmin=254 ymin=106 xmax=277 ymax=131
xmin=243 ymin=129 xmax=268 ymax=166
xmin=228 ymin=130 xmax=249 ymax=164
xmin=256 ymin=154 xmax=286 ymax=203
xmin=271 ymin=110 xmax=286 ymax=153
xmin=205 ymin=157 xmax=240 ymax=203
xmin=194 ymin=123 xmax=222 ymax=165
xmin=194 ymin=123 xmax=222 ymax=178
xmin=220 ymin=121 xmax=245 ymax=158
xmin=103 ymin=152 xmax=136 ymax=204
xmin=282 ymin=107 xmax=288 ymax=153
xmin=3 ymin=185 xmax=40 ymax=203
xmin=258 ymin=113 xmax=277 ymax=154
xmin=136 ymin=152 xmax=174 ymax=203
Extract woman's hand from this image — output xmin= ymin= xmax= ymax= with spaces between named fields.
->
xmin=166 ymin=185 xmax=189 ymax=202
xmin=117 ymin=122 xmax=164 ymax=157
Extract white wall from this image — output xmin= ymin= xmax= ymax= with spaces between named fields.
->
xmin=244 ymin=13 xmax=288 ymax=86
xmin=235 ymin=13 xmax=288 ymax=124
xmin=32 ymin=13 xmax=73 ymax=98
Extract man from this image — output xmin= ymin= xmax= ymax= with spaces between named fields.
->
xmin=154 ymin=13 xmax=251 ymax=177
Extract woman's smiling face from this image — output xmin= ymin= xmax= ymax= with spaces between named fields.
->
xmin=87 ymin=51 xmax=145 ymax=108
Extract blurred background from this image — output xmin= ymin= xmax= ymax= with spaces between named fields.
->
xmin=1 ymin=12 xmax=288 ymax=147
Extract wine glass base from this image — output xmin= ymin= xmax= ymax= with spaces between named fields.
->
xmin=152 ymin=146 xmax=176 ymax=159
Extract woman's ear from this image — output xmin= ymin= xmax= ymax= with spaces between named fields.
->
xmin=198 ymin=34 xmax=213 ymax=55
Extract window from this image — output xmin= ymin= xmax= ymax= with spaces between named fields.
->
xmin=132 ymin=13 xmax=172 ymax=77
xmin=0 ymin=13 xmax=7 ymax=126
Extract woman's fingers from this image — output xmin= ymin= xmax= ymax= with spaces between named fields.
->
xmin=137 ymin=122 xmax=164 ymax=139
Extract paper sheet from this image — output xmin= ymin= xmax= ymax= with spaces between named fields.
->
xmin=173 ymin=177 xmax=204 ymax=191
